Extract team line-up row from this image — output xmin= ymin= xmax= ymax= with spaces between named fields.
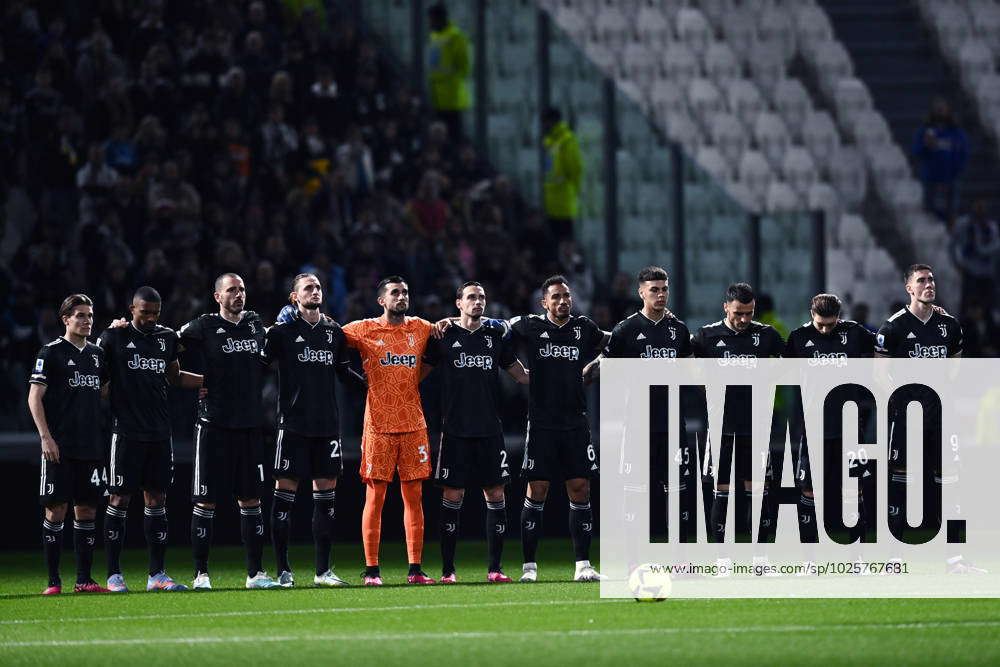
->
xmin=26 ymin=262 xmax=958 ymax=593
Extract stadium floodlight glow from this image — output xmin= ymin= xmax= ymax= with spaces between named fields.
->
xmin=599 ymin=358 xmax=1000 ymax=597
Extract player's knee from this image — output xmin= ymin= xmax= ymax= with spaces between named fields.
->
xmin=275 ymin=477 xmax=298 ymax=492
xmin=196 ymin=502 xmax=217 ymax=511
xmin=443 ymin=487 xmax=465 ymax=503
xmin=483 ymin=485 xmax=504 ymax=503
xmin=238 ymin=499 xmax=261 ymax=508
xmin=527 ymin=481 xmax=550 ymax=501
xmin=45 ymin=504 xmax=68 ymax=522
xmin=565 ymin=478 xmax=589 ymax=501
xmin=313 ymin=478 xmax=337 ymax=492
xmin=717 ymin=483 xmax=730 ymax=492
xmin=109 ymin=494 xmax=131 ymax=508
xmin=143 ymin=490 xmax=165 ymax=507
xmin=803 ymin=490 xmax=814 ymax=499
xmin=74 ymin=505 xmax=97 ymax=521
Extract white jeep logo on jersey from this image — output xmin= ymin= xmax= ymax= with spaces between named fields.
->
xmin=379 ymin=351 xmax=418 ymax=367
xmin=909 ymin=344 xmax=948 ymax=358
xmin=454 ymin=352 xmax=494 ymax=369
xmin=297 ymin=347 xmax=335 ymax=365
xmin=538 ymin=342 xmax=580 ymax=360
xmin=68 ymin=371 xmax=101 ymax=388
xmin=640 ymin=346 xmax=677 ymax=359
xmin=221 ymin=338 xmax=259 ymax=354
xmin=127 ymin=354 xmax=167 ymax=373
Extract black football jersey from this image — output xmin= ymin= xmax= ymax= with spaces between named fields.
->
xmin=783 ymin=320 xmax=875 ymax=359
xmin=509 ymin=313 xmax=604 ymax=431
xmin=178 ymin=312 xmax=266 ymax=429
xmin=29 ymin=338 xmax=107 ymax=459
xmin=692 ymin=320 xmax=784 ymax=435
xmin=605 ymin=311 xmax=693 ymax=359
xmin=97 ymin=323 xmax=179 ymax=441
xmin=875 ymin=308 xmax=962 ymax=358
xmin=261 ymin=315 xmax=349 ymax=437
xmin=423 ymin=320 xmax=517 ymax=437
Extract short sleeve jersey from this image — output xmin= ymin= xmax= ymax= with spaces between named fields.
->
xmin=606 ymin=311 xmax=693 ymax=359
xmin=783 ymin=320 xmax=876 ymax=359
xmin=97 ymin=323 xmax=179 ymax=441
xmin=691 ymin=320 xmax=784 ymax=436
xmin=178 ymin=311 xmax=266 ymax=429
xmin=423 ymin=320 xmax=516 ymax=437
xmin=342 ymin=316 xmax=432 ymax=434
xmin=261 ymin=315 xmax=349 ymax=438
xmin=875 ymin=308 xmax=963 ymax=358
xmin=29 ymin=338 xmax=107 ymax=459
xmin=509 ymin=313 xmax=604 ymax=431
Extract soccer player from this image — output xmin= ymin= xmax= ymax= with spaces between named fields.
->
xmin=178 ymin=273 xmax=280 ymax=589
xmin=783 ymin=293 xmax=875 ymax=545
xmin=691 ymin=283 xmax=783 ymax=546
xmin=601 ymin=267 xmax=695 ymax=542
xmin=509 ymin=275 xmax=608 ymax=582
xmin=98 ymin=286 xmax=203 ymax=592
xmin=422 ymin=281 xmax=529 ymax=582
xmin=261 ymin=273 xmax=366 ymax=587
xmin=342 ymin=276 xmax=440 ymax=585
xmin=28 ymin=294 xmax=109 ymax=594
xmin=874 ymin=264 xmax=982 ymax=572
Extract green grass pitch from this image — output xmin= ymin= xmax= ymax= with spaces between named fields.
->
xmin=2 ymin=541 xmax=999 ymax=665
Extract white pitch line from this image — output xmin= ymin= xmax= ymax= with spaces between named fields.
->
xmin=0 ymin=598 xmax=624 ymax=626
xmin=3 ymin=621 xmax=1000 ymax=649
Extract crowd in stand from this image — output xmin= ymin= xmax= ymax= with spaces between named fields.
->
xmin=0 ymin=1 xmax=605 ymax=428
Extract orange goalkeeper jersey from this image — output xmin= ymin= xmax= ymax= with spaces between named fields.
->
xmin=343 ymin=316 xmax=432 ymax=434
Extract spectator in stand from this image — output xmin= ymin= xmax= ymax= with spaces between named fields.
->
xmin=427 ymin=3 xmax=471 ymax=140
xmin=852 ymin=302 xmax=876 ymax=332
xmin=147 ymin=160 xmax=201 ymax=250
xmin=950 ymin=198 xmax=1000 ymax=312
xmin=542 ymin=107 xmax=582 ymax=240
xmin=912 ymin=98 xmax=968 ymax=224
xmin=76 ymin=142 xmax=119 ymax=225
xmin=336 ymin=124 xmax=374 ymax=200
xmin=407 ymin=170 xmax=449 ymax=240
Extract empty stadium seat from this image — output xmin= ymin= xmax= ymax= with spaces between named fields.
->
xmin=782 ymin=147 xmax=818 ymax=197
xmin=661 ymin=42 xmax=700 ymax=86
xmin=801 ymin=110 xmax=840 ymax=171
xmin=704 ymin=42 xmax=742 ymax=86
xmin=959 ymin=38 xmax=994 ymax=86
xmin=793 ymin=4 xmax=834 ymax=61
xmin=738 ymin=149 xmax=773 ymax=203
xmin=621 ymin=43 xmax=661 ymax=86
xmin=648 ymin=79 xmax=689 ymax=123
xmin=833 ymin=77 xmax=873 ymax=125
xmin=723 ymin=78 xmax=766 ymax=128
xmin=772 ymin=79 xmax=811 ymax=140
xmin=753 ymin=111 xmax=790 ymax=169
xmin=709 ymin=112 xmax=747 ymax=165
xmin=765 ymin=180 xmax=802 ymax=212
xmin=676 ymin=7 xmax=713 ymax=56
xmin=756 ymin=5 xmax=797 ymax=64
xmin=851 ymin=110 xmax=892 ymax=152
xmin=594 ymin=6 xmax=632 ymax=48
xmin=688 ymin=77 xmax=725 ymax=124
xmin=811 ymin=42 xmax=854 ymax=98
xmin=748 ymin=41 xmax=786 ymax=95
xmin=828 ymin=146 xmax=867 ymax=209
xmin=696 ymin=145 xmax=732 ymax=184
xmin=636 ymin=4 xmax=673 ymax=45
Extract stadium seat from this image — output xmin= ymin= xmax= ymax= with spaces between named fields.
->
xmin=811 ymin=42 xmax=854 ymax=98
xmin=688 ymin=78 xmax=725 ymax=125
xmin=975 ymin=74 xmax=1000 ymax=131
xmin=725 ymin=181 xmax=759 ymax=212
xmin=709 ymin=112 xmax=748 ymax=165
xmin=801 ymin=110 xmax=840 ymax=172
xmin=664 ymin=111 xmax=702 ymax=157
xmin=794 ymin=4 xmax=834 ymax=61
xmin=738 ymin=149 xmax=773 ymax=204
xmin=704 ymin=42 xmax=742 ymax=86
xmin=723 ymin=78 xmax=766 ymax=129
xmin=756 ymin=6 xmax=797 ymax=64
xmin=765 ymin=180 xmax=802 ymax=213
xmin=752 ymin=111 xmax=790 ymax=169
xmin=594 ymin=6 xmax=632 ymax=48
xmin=828 ymin=146 xmax=867 ymax=209
xmin=661 ymin=42 xmax=700 ymax=86
xmin=958 ymin=39 xmax=994 ymax=87
xmin=807 ymin=182 xmax=843 ymax=244
xmin=748 ymin=41 xmax=786 ymax=95
xmin=617 ymin=79 xmax=645 ymax=108
xmin=833 ymin=78 xmax=873 ymax=126
xmin=620 ymin=43 xmax=661 ymax=87
xmin=929 ymin=3 xmax=973 ymax=53
xmin=720 ymin=5 xmax=759 ymax=58
xmin=584 ymin=42 xmax=620 ymax=76
xmin=782 ymin=147 xmax=818 ymax=198
xmin=970 ymin=1 xmax=1000 ymax=56
xmin=851 ymin=110 xmax=892 ymax=153
xmin=676 ymin=7 xmax=713 ymax=56
xmin=839 ymin=213 xmax=873 ymax=250
xmin=554 ymin=5 xmax=592 ymax=43
xmin=868 ymin=144 xmax=910 ymax=195
xmin=636 ymin=5 xmax=674 ymax=45
xmin=696 ymin=145 xmax=733 ymax=184
xmin=772 ymin=79 xmax=811 ymax=141
xmin=889 ymin=179 xmax=923 ymax=218
xmin=648 ymin=79 xmax=690 ymax=124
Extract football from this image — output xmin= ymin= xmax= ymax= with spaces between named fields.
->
xmin=628 ymin=563 xmax=672 ymax=602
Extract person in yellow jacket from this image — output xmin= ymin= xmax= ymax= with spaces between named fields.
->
xmin=428 ymin=3 xmax=470 ymax=141
xmin=542 ymin=108 xmax=583 ymax=240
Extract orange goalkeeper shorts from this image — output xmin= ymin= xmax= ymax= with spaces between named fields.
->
xmin=360 ymin=428 xmax=431 ymax=482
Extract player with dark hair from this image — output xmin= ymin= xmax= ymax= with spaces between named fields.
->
xmin=342 ymin=276 xmax=444 ymax=585
xmin=783 ymin=293 xmax=875 ymax=547
xmin=97 ymin=286 xmax=203 ymax=592
xmin=593 ymin=267 xmax=696 ymax=542
xmin=28 ymin=294 xmax=109 ymax=594
xmin=509 ymin=275 xmax=609 ymax=582
xmin=874 ymin=264 xmax=982 ymax=572
xmin=691 ymin=283 xmax=784 ymax=549
xmin=262 ymin=273 xmax=366 ymax=587
xmin=422 ymin=281 xmax=529 ymax=582
xmin=178 ymin=273 xmax=279 ymax=589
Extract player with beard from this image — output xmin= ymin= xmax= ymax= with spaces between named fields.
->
xmin=342 ymin=276 xmax=442 ymax=585
xmin=29 ymin=294 xmax=109 ymax=594
xmin=783 ymin=293 xmax=875 ymax=548
xmin=97 ymin=286 xmax=203 ymax=592
xmin=875 ymin=264 xmax=981 ymax=572
xmin=691 ymin=283 xmax=783 ymax=549
xmin=509 ymin=275 xmax=609 ymax=582
xmin=422 ymin=281 xmax=529 ymax=582
xmin=178 ymin=273 xmax=279 ymax=589
xmin=262 ymin=273 xmax=366 ymax=587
